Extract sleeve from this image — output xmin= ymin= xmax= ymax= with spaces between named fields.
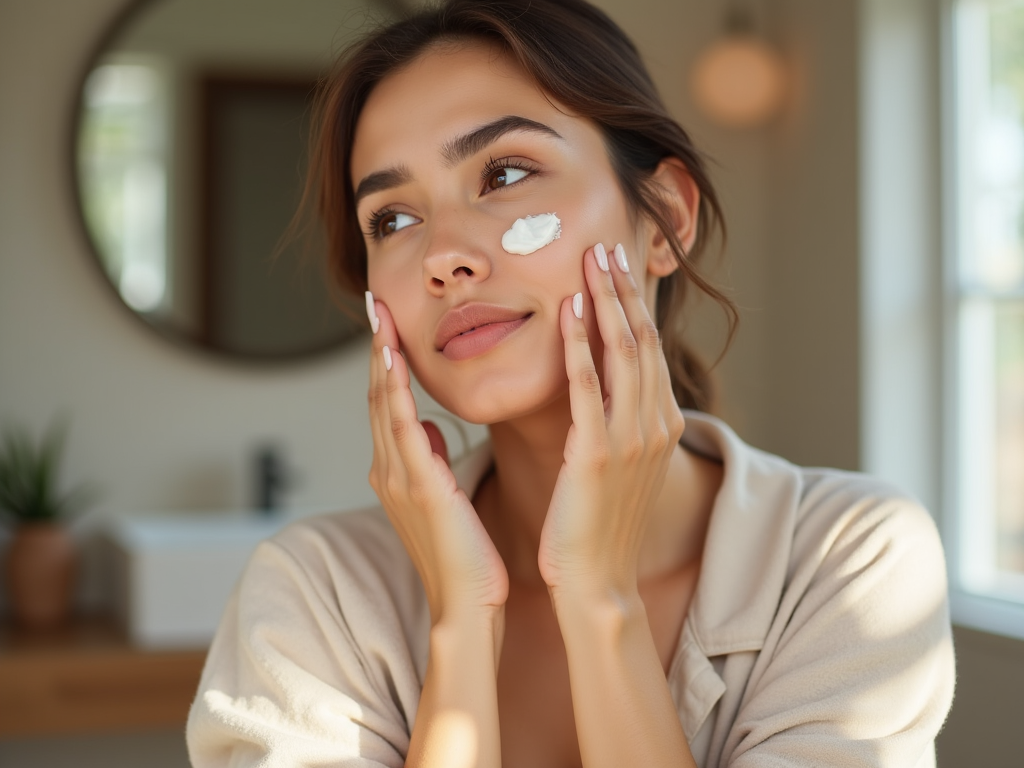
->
xmin=186 ymin=521 xmax=420 ymax=768
xmin=723 ymin=492 xmax=956 ymax=768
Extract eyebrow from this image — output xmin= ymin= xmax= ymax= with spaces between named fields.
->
xmin=353 ymin=115 xmax=564 ymax=206
xmin=439 ymin=115 xmax=563 ymax=168
xmin=353 ymin=165 xmax=413 ymax=206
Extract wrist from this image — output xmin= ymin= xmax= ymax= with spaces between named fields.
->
xmin=430 ymin=605 xmax=506 ymax=671
xmin=431 ymin=600 xmax=505 ymax=631
xmin=547 ymin=573 xmax=640 ymax=613
xmin=549 ymin=581 xmax=644 ymax=638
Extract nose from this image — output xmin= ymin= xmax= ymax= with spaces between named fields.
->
xmin=422 ymin=218 xmax=492 ymax=296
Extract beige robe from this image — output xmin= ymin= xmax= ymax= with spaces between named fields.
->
xmin=187 ymin=411 xmax=955 ymax=767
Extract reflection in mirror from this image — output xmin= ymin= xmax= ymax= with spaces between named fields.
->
xmin=75 ymin=0 xmax=395 ymax=359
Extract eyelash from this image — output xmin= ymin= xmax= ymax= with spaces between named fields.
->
xmin=364 ymin=207 xmax=400 ymax=240
xmin=479 ymin=155 xmax=540 ymax=190
xmin=364 ymin=156 xmax=540 ymax=241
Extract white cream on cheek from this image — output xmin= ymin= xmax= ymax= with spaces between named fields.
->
xmin=500 ymin=213 xmax=561 ymax=255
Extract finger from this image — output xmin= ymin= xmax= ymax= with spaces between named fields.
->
xmin=367 ymin=297 xmax=389 ymax=483
xmin=421 ymin=420 xmax=450 ymax=466
xmin=383 ymin=342 xmax=442 ymax=487
xmin=608 ymin=243 xmax=662 ymax=431
xmin=658 ymin=347 xmax=687 ymax=442
xmin=585 ymin=242 xmax=640 ymax=424
xmin=368 ymin=297 xmax=408 ymax=489
xmin=369 ymin=293 xmax=401 ymax=358
xmin=560 ymin=290 xmax=606 ymax=446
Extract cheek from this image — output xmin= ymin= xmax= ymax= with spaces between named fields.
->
xmin=553 ymin=176 xmax=633 ymax=259
xmin=367 ymin=261 xmax=424 ymax=344
xmin=516 ymin=181 xmax=632 ymax=290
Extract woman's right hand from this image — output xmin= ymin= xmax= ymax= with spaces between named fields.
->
xmin=366 ymin=293 xmax=509 ymax=626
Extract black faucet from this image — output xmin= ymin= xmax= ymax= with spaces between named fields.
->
xmin=254 ymin=445 xmax=289 ymax=514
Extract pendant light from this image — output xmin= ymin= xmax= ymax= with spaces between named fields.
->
xmin=690 ymin=4 xmax=785 ymax=128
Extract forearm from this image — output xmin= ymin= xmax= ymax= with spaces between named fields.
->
xmin=406 ymin=609 xmax=505 ymax=768
xmin=553 ymin=589 xmax=696 ymax=768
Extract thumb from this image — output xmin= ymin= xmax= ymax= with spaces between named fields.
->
xmin=420 ymin=420 xmax=449 ymax=466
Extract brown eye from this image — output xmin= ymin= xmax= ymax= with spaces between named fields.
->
xmin=486 ymin=166 xmax=529 ymax=191
xmin=376 ymin=213 xmax=397 ymax=237
xmin=372 ymin=211 xmax=418 ymax=239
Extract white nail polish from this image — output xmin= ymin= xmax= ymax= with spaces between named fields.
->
xmin=572 ymin=292 xmax=583 ymax=319
xmin=365 ymin=291 xmax=380 ymax=334
xmin=383 ymin=345 xmax=393 ymax=371
xmin=594 ymin=243 xmax=609 ymax=272
xmin=614 ymin=244 xmax=629 ymax=272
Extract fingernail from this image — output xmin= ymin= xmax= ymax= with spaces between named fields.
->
xmin=572 ymin=292 xmax=583 ymax=319
xmin=383 ymin=345 xmax=393 ymax=371
xmin=594 ymin=243 xmax=609 ymax=272
xmin=365 ymin=290 xmax=380 ymax=334
xmin=614 ymin=244 xmax=629 ymax=272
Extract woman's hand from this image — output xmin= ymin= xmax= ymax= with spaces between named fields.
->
xmin=538 ymin=243 xmax=686 ymax=599
xmin=365 ymin=294 xmax=509 ymax=624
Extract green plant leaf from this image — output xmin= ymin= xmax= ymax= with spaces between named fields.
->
xmin=0 ymin=417 xmax=95 ymax=525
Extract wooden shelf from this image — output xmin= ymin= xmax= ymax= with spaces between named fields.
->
xmin=0 ymin=615 xmax=207 ymax=737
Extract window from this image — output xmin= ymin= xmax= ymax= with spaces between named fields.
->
xmin=949 ymin=0 xmax=1024 ymax=622
xmin=78 ymin=59 xmax=171 ymax=314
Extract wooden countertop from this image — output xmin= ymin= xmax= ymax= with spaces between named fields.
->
xmin=0 ymin=615 xmax=207 ymax=737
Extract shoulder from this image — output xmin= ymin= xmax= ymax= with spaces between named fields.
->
xmin=787 ymin=467 xmax=945 ymax=588
xmin=187 ymin=507 xmax=426 ymax=767
xmin=246 ymin=505 xmax=427 ymax=647
xmin=709 ymin=461 xmax=954 ymax=766
xmin=269 ymin=504 xmax=403 ymax=564
xmin=685 ymin=411 xmax=949 ymax=654
xmin=266 ymin=506 xmax=414 ymax=589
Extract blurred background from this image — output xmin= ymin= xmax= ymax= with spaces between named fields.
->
xmin=0 ymin=0 xmax=1021 ymax=765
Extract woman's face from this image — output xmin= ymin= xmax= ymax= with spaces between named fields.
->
xmin=352 ymin=42 xmax=653 ymax=424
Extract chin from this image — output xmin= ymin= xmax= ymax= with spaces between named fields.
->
xmin=413 ymin=357 xmax=568 ymax=426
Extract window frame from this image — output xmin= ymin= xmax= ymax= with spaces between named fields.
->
xmin=860 ymin=0 xmax=1024 ymax=641
xmin=940 ymin=0 xmax=1024 ymax=639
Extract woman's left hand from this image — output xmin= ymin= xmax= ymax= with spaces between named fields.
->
xmin=538 ymin=242 xmax=686 ymax=599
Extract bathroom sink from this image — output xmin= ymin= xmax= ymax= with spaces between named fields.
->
xmin=106 ymin=510 xmax=324 ymax=649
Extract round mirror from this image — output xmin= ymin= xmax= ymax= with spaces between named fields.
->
xmin=73 ymin=0 xmax=397 ymax=360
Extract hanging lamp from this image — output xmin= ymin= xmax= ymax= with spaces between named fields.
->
xmin=690 ymin=5 xmax=785 ymax=128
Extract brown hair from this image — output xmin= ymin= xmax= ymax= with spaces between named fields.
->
xmin=302 ymin=0 xmax=737 ymax=410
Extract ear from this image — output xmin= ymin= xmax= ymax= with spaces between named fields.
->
xmin=644 ymin=157 xmax=701 ymax=279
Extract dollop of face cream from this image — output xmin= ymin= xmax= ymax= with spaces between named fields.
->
xmin=500 ymin=213 xmax=561 ymax=255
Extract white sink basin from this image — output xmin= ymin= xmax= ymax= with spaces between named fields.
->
xmin=106 ymin=510 xmax=323 ymax=649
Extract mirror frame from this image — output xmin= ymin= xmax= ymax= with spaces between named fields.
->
xmin=68 ymin=0 xmax=407 ymax=364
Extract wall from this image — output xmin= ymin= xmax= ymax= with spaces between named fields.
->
xmin=761 ymin=0 xmax=863 ymax=470
xmin=938 ymin=626 xmax=1024 ymax=768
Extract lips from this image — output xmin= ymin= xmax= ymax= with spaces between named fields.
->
xmin=434 ymin=304 xmax=533 ymax=361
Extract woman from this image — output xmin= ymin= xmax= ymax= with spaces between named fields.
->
xmin=187 ymin=1 xmax=955 ymax=766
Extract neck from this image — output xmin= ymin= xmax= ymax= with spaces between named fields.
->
xmin=474 ymin=400 xmax=720 ymax=588
xmin=476 ymin=393 xmax=572 ymax=585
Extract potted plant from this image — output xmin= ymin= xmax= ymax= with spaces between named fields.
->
xmin=0 ymin=420 xmax=93 ymax=628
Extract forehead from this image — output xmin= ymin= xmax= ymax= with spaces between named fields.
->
xmin=351 ymin=42 xmax=564 ymax=180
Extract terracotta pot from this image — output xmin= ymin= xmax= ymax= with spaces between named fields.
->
xmin=5 ymin=522 xmax=77 ymax=628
